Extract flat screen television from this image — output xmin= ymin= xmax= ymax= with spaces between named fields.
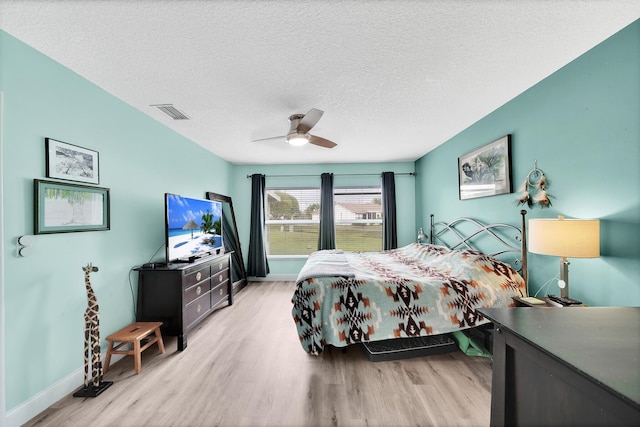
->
xmin=165 ymin=193 xmax=223 ymax=263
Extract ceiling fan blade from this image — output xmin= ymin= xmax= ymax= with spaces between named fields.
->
xmin=297 ymin=108 xmax=324 ymax=133
xmin=252 ymin=135 xmax=286 ymax=143
xmin=308 ymin=134 xmax=337 ymax=148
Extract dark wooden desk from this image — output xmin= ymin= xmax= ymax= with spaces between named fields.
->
xmin=479 ymin=307 xmax=640 ymax=426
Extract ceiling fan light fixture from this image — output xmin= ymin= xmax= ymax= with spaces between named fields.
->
xmin=252 ymin=108 xmax=336 ymax=149
xmin=287 ymin=133 xmax=309 ymax=146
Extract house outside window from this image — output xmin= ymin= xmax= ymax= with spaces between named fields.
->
xmin=265 ymin=186 xmax=383 ymax=256
xmin=334 ymin=187 xmax=382 ymax=252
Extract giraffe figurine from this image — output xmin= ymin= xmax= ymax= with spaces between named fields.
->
xmin=80 ymin=263 xmax=104 ymax=390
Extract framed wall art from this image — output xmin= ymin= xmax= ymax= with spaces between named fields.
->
xmin=458 ymin=134 xmax=512 ymax=200
xmin=34 ymin=179 xmax=110 ymax=234
xmin=46 ymin=138 xmax=100 ymax=184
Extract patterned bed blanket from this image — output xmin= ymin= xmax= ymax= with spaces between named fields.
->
xmin=291 ymin=243 xmax=525 ymax=355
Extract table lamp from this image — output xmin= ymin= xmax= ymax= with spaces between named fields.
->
xmin=417 ymin=227 xmax=427 ymax=243
xmin=528 ymin=215 xmax=600 ymax=299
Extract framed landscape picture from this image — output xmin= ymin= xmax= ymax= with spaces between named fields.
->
xmin=46 ymin=138 xmax=100 ymax=184
xmin=34 ymin=179 xmax=110 ymax=234
xmin=458 ymin=135 xmax=512 ymax=200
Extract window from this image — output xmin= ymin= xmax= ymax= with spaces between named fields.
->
xmin=334 ymin=187 xmax=382 ymax=252
xmin=265 ymin=185 xmax=383 ymax=255
xmin=265 ymin=188 xmax=320 ymax=256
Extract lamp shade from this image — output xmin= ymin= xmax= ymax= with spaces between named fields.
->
xmin=529 ymin=216 xmax=600 ymax=258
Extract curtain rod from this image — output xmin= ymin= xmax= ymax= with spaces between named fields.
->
xmin=246 ymin=172 xmax=416 ymax=178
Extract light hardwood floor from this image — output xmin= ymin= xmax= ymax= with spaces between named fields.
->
xmin=25 ymin=281 xmax=493 ymax=427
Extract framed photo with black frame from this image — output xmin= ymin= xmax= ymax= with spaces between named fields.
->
xmin=458 ymin=135 xmax=512 ymax=200
xmin=34 ymin=179 xmax=110 ymax=234
xmin=45 ymin=138 xmax=100 ymax=184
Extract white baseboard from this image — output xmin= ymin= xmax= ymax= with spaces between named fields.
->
xmin=5 ymin=353 xmax=124 ymax=427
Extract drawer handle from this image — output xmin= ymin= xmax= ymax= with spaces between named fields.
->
xmin=219 ymin=288 xmax=224 ymax=296
xmin=196 ymin=285 xmax=202 ymax=296
xmin=219 ymin=275 xmax=223 ymax=283
xmin=197 ymin=304 xmax=202 ymax=313
xmin=196 ymin=272 xmax=202 ymax=281
xmin=219 ymin=263 xmax=223 ymax=270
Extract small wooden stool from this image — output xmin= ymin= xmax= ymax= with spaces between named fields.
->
xmin=104 ymin=322 xmax=164 ymax=375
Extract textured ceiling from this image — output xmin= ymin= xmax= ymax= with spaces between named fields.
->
xmin=1 ymin=1 xmax=638 ymax=165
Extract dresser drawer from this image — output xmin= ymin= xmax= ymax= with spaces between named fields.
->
xmin=185 ymin=293 xmax=211 ymax=329
xmin=184 ymin=280 xmax=211 ymax=305
xmin=211 ymin=255 xmax=228 ymax=275
xmin=183 ymin=264 xmax=211 ymax=288
xmin=211 ymin=268 xmax=229 ymax=288
xmin=211 ymin=280 xmax=229 ymax=308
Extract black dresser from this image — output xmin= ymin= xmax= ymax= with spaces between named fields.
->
xmin=136 ymin=252 xmax=232 ymax=351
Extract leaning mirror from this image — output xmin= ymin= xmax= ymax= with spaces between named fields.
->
xmin=206 ymin=192 xmax=248 ymax=294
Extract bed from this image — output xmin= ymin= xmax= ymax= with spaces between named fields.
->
xmin=291 ymin=212 xmax=528 ymax=355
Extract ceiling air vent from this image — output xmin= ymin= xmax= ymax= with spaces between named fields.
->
xmin=151 ymin=104 xmax=190 ymax=120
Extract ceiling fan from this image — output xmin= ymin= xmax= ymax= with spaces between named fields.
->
xmin=252 ymin=108 xmax=337 ymax=148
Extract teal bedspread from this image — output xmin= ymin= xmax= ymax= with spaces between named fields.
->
xmin=291 ymin=243 xmax=525 ymax=355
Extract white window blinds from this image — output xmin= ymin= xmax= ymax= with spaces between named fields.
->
xmin=334 ymin=187 xmax=382 ymax=252
xmin=264 ymin=186 xmax=383 ymax=255
xmin=265 ymin=188 xmax=320 ymax=256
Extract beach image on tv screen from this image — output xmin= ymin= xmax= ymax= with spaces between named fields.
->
xmin=166 ymin=194 xmax=223 ymax=261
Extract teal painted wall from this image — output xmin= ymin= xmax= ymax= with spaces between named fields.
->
xmin=230 ymin=162 xmax=416 ymax=276
xmin=415 ymin=20 xmax=640 ymax=306
xmin=0 ymin=31 xmax=233 ymax=411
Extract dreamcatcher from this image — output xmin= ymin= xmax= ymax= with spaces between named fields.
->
xmin=515 ymin=161 xmax=552 ymax=208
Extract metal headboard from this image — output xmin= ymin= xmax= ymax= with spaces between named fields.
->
xmin=430 ymin=210 xmax=528 ymax=292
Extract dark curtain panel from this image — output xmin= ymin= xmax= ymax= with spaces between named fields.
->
xmin=247 ymin=174 xmax=270 ymax=277
xmin=318 ymin=172 xmax=336 ymax=250
xmin=382 ymin=171 xmax=398 ymax=250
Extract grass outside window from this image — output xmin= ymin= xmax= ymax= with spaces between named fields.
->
xmin=267 ymin=223 xmax=382 ymax=255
